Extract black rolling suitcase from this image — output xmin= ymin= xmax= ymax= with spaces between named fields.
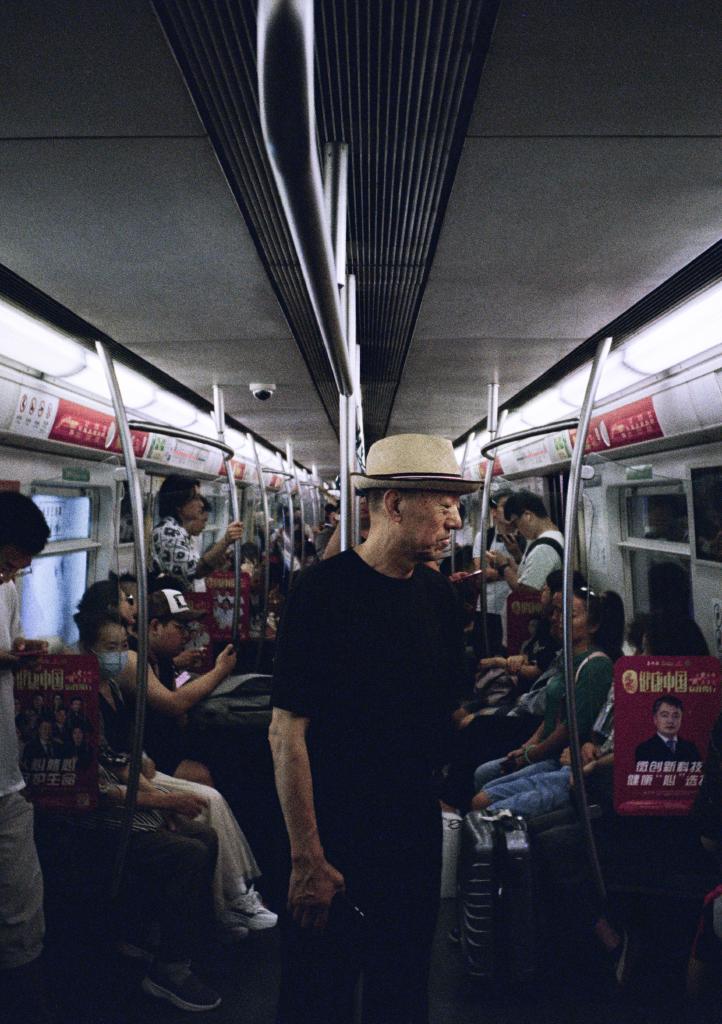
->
xmin=456 ymin=810 xmax=536 ymax=982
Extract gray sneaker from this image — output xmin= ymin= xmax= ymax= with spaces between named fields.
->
xmin=142 ymin=964 xmax=221 ymax=1012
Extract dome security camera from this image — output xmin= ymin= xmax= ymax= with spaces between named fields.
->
xmin=249 ymin=382 xmax=276 ymax=401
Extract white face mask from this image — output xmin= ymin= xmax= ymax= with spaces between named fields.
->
xmin=93 ymin=649 xmax=128 ymax=680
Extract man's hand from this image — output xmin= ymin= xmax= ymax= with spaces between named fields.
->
xmin=224 ymin=520 xmax=244 ymax=545
xmin=162 ymin=790 xmax=208 ymax=829
xmin=1 ymin=638 xmax=49 ymax=669
xmin=506 ymin=654 xmax=527 ymax=674
xmin=173 ymin=648 xmax=205 ymax=672
xmin=288 ymin=853 xmax=345 ymax=931
xmin=214 ymin=644 xmax=237 ymax=678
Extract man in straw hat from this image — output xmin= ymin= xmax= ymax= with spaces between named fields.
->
xmin=270 ymin=434 xmax=477 ymax=1023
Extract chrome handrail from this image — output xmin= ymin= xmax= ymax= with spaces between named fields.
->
xmin=562 ymin=336 xmax=613 ymax=904
xmin=96 ymin=343 xmax=149 ymax=898
xmin=257 ymin=0 xmax=354 ymax=396
xmin=479 ymin=418 xmax=579 ymax=459
xmin=127 ymin=421 xmax=234 ymax=460
xmin=213 ymin=386 xmax=242 ymax=644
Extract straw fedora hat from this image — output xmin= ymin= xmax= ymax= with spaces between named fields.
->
xmin=350 ymin=434 xmax=479 ymax=494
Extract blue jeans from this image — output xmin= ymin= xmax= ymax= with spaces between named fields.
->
xmin=481 ymin=762 xmax=572 ymax=817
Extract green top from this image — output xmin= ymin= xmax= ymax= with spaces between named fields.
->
xmin=542 ymin=648 xmax=613 ymax=742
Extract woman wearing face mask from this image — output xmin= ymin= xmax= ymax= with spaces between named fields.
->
xmin=75 ymin=609 xmax=276 ymax=945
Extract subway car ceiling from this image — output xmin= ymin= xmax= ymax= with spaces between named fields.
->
xmin=0 ymin=1 xmax=720 ymax=478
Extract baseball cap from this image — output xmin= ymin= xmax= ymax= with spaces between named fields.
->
xmin=148 ymin=589 xmax=203 ymax=622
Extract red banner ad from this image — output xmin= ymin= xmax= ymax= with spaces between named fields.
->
xmin=572 ymin=396 xmax=664 ymax=455
xmin=14 ymin=654 xmax=100 ymax=812
xmin=188 ymin=571 xmax=251 ymax=643
xmin=614 ymin=655 xmax=721 ymax=816
xmin=49 ymin=398 xmax=149 ymax=457
xmin=506 ymin=588 xmax=545 ymax=656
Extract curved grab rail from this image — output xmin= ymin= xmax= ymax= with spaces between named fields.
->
xmin=257 ymin=0 xmax=354 ymax=397
xmin=127 ymin=421 xmax=235 ymax=460
xmin=562 ymin=336 xmax=613 ymax=905
xmin=479 ymin=418 xmax=579 ymax=460
xmin=96 ymin=343 xmax=149 ymax=899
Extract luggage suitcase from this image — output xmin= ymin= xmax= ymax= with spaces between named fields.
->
xmin=456 ymin=811 xmax=536 ymax=982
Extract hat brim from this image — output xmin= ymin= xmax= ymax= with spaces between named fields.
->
xmin=168 ymin=610 xmax=205 ymax=622
xmin=350 ymin=473 xmax=479 ymax=495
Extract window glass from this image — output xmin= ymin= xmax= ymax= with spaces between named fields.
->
xmin=20 ymin=551 xmax=88 ymax=645
xmin=624 ymin=489 xmax=688 ymax=542
xmin=32 ymin=494 xmax=91 ymax=542
xmin=629 ymin=550 xmax=692 ymax=618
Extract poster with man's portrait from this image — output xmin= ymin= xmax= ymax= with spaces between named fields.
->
xmin=614 ymin=655 xmax=721 ymax=815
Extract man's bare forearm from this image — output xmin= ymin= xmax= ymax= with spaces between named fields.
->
xmin=269 ymin=712 xmax=323 ymax=862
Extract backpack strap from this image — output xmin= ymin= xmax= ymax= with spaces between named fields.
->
xmin=574 ymin=650 xmax=611 ymax=684
xmin=526 ymin=536 xmax=564 ymax=560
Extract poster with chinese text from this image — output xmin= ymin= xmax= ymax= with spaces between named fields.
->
xmin=614 ymin=655 xmax=721 ymax=815
xmin=14 ymin=655 xmax=99 ymax=812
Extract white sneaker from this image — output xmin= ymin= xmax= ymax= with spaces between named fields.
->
xmin=226 ymin=886 xmax=278 ymax=930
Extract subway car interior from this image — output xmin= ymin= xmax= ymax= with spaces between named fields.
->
xmin=1 ymin=1 xmax=721 ymax=1022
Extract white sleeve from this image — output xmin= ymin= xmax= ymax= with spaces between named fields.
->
xmin=472 ymin=532 xmax=482 ymax=559
xmin=518 ymin=544 xmax=562 ymax=590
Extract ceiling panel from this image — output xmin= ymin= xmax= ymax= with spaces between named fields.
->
xmin=471 ymin=0 xmax=722 ymax=137
xmin=0 ymin=1 xmax=339 ymax=473
xmin=0 ymin=0 xmax=201 ymax=137
xmin=391 ymin=0 xmax=722 ymax=442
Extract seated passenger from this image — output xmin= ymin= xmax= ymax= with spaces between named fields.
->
xmin=76 ymin=581 xmax=236 ymax=786
xmin=151 ymin=475 xmax=243 ymax=589
xmin=75 ymin=609 xmax=277 ymax=940
xmin=440 ymin=569 xmax=572 ymax=814
xmin=470 ymin=586 xmax=624 ymax=813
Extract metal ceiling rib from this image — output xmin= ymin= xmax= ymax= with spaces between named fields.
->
xmin=152 ymin=0 xmax=499 ymax=443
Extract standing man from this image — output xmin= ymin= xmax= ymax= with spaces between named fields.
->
xmin=487 ymin=488 xmax=563 ymax=593
xmin=270 ymin=434 xmax=475 ymax=1024
xmin=469 ymin=484 xmax=522 ymax=657
xmin=0 ymin=491 xmax=52 ymax=1024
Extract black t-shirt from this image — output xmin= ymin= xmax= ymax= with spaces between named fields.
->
xmin=272 ymin=549 xmax=465 ymax=859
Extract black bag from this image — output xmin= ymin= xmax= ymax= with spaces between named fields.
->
xmin=457 ymin=811 xmax=536 ymax=982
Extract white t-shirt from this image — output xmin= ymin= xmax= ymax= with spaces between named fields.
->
xmin=0 ymin=581 xmax=24 ymax=796
xmin=517 ymin=529 xmax=564 ymax=591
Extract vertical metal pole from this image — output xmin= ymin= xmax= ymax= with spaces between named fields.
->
xmin=325 ymin=143 xmax=350 ymax=551
xmin=353 ymin=341 xmax=363 ymax=545
xmin=347 ymin=274 xmax=358 ymax=543
xmin=213 ymin=385 xmax=242 ymax=645
xmin=287 ymin=442 xmax=305 ymax=570
xmin=479 ymin=384 xmax=501 ymax=658
xmin=249 ymin=434 xmax=271 ymax=670
xmin=562 ymin=336 xmax=613 ymax=905
xmin=96 ymin=342 xmax=148 ymax=898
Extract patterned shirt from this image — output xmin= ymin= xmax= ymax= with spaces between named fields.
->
xmin=151 ymin=516 xmax=198 ymax=587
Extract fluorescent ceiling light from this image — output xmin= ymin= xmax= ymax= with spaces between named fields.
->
xmin=499 ymin=411 xmax=525 ymax=436
xmin=559 ymin=350 xmax=645 ymax=408
xmin=0 ymin=298 xmax=86 ymax=377
xmin=144 ymin=392 xmax=199 ymax=428
xmin=623 ymin=283 xmax=722 ymax=375
xmin=520 ymin=390 xmax=565 ymax=426
xmin=64 ymin=354 xmax=156 ymax=410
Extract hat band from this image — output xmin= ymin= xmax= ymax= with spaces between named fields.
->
xmin=361 ymin=471 xmax=463 ymax=481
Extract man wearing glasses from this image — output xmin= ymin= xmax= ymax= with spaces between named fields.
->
xmin=487 ymin=489 xmax=563 ymax=593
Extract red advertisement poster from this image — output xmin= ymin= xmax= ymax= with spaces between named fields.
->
xmin=570 ymin=396 xmax=664 ymax=455
xmin=48 ymin=398 xmax=149 ymax=458
xmin=505 ymin=588 xmax=544 ymax=656
xmin=202 ymin=571 xmax=251 ymax=642
xmin=14 ymin=655 xmax=99 ymax=813
xmin=614 ymin=655 xmax=722 ymax=816
xmin=182 ymin=592 xmax=216 ymax=672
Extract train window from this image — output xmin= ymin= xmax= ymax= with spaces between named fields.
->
xmin=627 ymin=549 xmax=692 ymax=618
xmin=623 ymin=486 xmax=688 ymax=543
xmin=691 ymin=466 xmax=722 ymax=564
xmin=31 ymin=493 xmax=91 ymax=542
xmin=19 ymin=489 xmax=100 ymax=647
xmin=20 ymin=551 xmax=88 ymax=646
